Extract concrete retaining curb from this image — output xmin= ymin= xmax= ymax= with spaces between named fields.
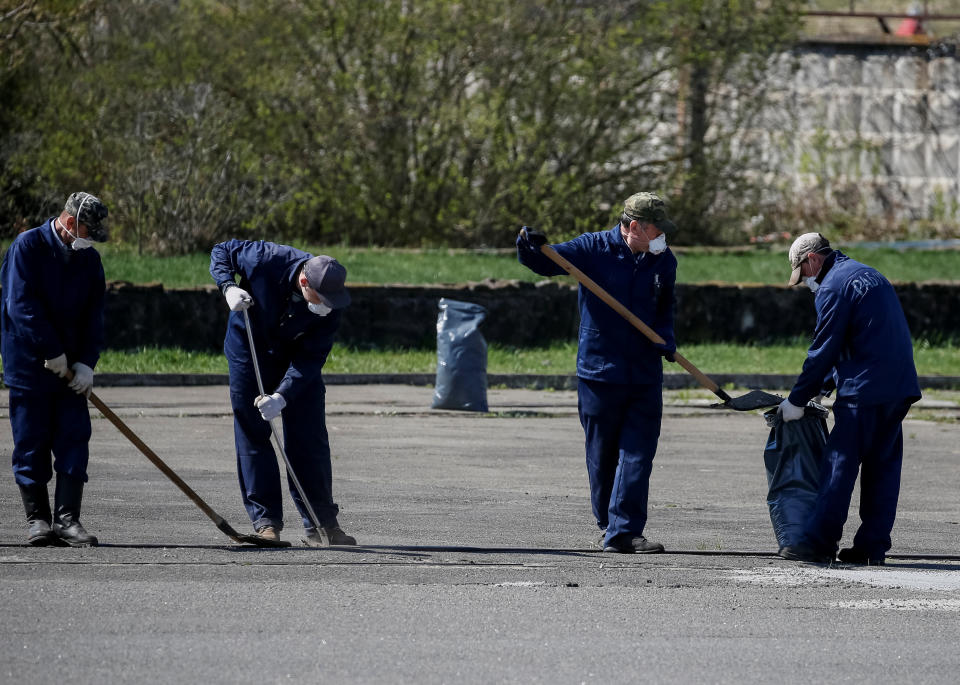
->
xmin=3 ymin=279 xmax=948 ymax=351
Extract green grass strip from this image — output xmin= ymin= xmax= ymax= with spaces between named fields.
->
xmin=94 ymin=341 xmax=960 ymax=376
xmin=84 ymin=243 xmax=960 ymax=287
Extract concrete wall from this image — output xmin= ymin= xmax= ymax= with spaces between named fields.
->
xmin=100 ymin=280 xmax=958 ymax=350
xmin=754 ymin=41 xmax=960 ymax=221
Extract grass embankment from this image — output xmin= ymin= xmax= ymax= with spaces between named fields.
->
xmin=97 ymin=341 xmax=960 ymax=377
xmin=94 ymin=243 xmax=960 ymax=287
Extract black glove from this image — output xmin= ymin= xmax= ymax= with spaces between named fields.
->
xmin=656 ymin=345 xmax=676 ymax=363
xmin=521 ymin=227 xmax=548 ymax=248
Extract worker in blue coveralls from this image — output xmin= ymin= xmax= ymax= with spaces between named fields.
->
xmin=210 ymin=240 xmax=356 ymax=546
xmin=517 ymin=192 xmax=678 ymax=554
xmin=777 ymin=232 xmax=921 ymax=565
xmin=1 ymin=191 xmax=109 ymax=547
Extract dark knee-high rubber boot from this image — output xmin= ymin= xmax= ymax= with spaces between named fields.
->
xmin=53 ymin=475 xmax=98 ymax=547
xmin=18 ymin=483 xmax=59 ymax=546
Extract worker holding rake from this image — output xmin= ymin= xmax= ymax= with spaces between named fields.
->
xmin=517 ymin=192 xmax=678 ymax=554
xmin=210 ymin=240 xmax=355 ymax=546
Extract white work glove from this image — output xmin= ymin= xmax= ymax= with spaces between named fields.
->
xmin=67 ymin=362 xmax=94 ymax=397
xmin=778 ymin=398 xmax=806 ymax=422
xmin=43 ymin=353 xmax=69 ymax=377
xmin=224 ymin=286 xmax=254 ymax=311
xmin=255 ymin=392 xmax=287 ymax=421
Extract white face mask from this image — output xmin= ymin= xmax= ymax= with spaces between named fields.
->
xmin=647 ymin=234 xmax=667 ymax=255
xmin=308 ymin=301 xmax=332 ymax=317
xmin=621 ymin=224 xmax=667 ymax=255
xmin=804 ymin=276 xmax=819 ymax=293
xmin=57 ymin=216 xmax=93 ymax=250
xmin=58 ymin=195 xmax=95 ymax=250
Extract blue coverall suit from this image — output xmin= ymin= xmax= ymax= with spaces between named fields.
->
xmin=1 ymin=219 xmax=105 ymax=486
xmin=210 ymin=240 xmax=343 ymax=532
xmin=788 ymin=251 xmax=921 ymax=558
xmin=517 ymin=226 xmax=677 ymax=545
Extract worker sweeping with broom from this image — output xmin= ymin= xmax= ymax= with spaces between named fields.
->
xmin=210 ymin=240 xmax=356 ymax=547
xmin=516 ymin=192 xmax=679 ymax=554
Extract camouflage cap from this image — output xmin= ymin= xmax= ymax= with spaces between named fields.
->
xmin=623 ymin=192 xmax=677 ymax=236
xmin=64 ymin=191 xmax=109 ymax=242
xmin=787 ymin=232 xmax=830 ymax=286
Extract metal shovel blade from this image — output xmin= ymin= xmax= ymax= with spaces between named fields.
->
xmin=713 ymin=389 xmax=784 ymax=411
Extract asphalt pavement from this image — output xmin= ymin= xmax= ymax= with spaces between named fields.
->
xmin=1 ymin=384 xmax=959 ymax=684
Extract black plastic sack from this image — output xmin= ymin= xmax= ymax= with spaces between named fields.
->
xmin=431 ymin=298 xmax=488 ymax=412
xmin=761 ymin=403 xmax=830 ymax=551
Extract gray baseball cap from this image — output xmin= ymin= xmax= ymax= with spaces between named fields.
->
xmin=788 ymin=232 xmax=830 ymax=286
xmin=303 ymin=255 xmax=351 ymax=309
xmin=64 ymin=191 xmax=109 ymax=242
xmin=623 ymin=192 xmax=677 ymax=236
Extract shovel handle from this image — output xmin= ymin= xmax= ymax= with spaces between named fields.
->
xmin=530 ymin=236 xmax=729 ymax=401
xmin=242 ymin=308 xmax=330 ymax=545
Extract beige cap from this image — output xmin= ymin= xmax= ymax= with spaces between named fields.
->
xmin=787 ymin=232 xmax=830 ymax=286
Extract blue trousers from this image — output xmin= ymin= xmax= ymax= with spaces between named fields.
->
xmin=578 ymin=379 xmax=662 ymax=544
xmin=228 ymin=359 xmax=338 ymax=532
xmin=9 ymin=386 xmax=91 ymax=486
xmin=802 ymin=399 xmax=912 ymax=557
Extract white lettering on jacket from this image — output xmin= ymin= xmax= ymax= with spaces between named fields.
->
xmin=850 ymin=271 xmax=882 ymax=297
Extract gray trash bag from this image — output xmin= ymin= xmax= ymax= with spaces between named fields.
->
xmin=761 ymin=402 xmax=830 ymax=551
xmin=431 ymin=298 xmax=488 ymax=412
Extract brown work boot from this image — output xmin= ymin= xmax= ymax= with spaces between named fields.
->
xmin=255 ymin=526 xmax=281 ymax=543
xmin=303 ymin=525 xmax=357 ymax=547
xmin=324 ymin=525 xmax=357 ymax=546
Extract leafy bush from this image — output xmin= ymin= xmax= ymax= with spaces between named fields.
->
xmin=1 ymin=0 xmax=802 ymax=252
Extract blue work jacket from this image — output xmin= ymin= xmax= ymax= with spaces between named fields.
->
xmin=788 ymin=251 xmax=920 ymax=407
xmin=517 ymin=226 xmax=677 ymax=385
xmin=209 ymin=240 xmax=342 ymax=401
xmin=0 ymin=219 xmax=105 ymax=391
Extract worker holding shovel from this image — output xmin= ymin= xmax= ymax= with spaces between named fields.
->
xmin=777 ymin=233 xmax=921 ymax=565
xmin=517 ymin=192 xmax=678 ymax=554
xmin=1 ymin=192 xmax=108 ymax=547
xmin=210 ymin=240 xmax=355 ymax=546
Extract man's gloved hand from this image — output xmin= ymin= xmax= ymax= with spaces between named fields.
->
xmin=68 ymin=362 xmax=94 ymax=397
xmin=255 ymin=392 xmax=287 ymax=421
xmin=224 ymin=286 xmax=254 ymax=311
xmin=520 ymin=227 xmax=548 ymax=248
xmin=655 ymin=345 xmax=676 ymax=363
xmin=43 ymin=353 xmax=69 ymax=377
xmin=778 ymin=398 xmax=806 ymax=422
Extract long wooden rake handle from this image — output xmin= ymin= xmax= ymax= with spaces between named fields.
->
xmin=88 ymin=392 xmax=239 ymax=530
xmin=65 ymin=369 xmax=254 ymax=544
xmin=531 ymin=235 xmax=733 ymax=403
